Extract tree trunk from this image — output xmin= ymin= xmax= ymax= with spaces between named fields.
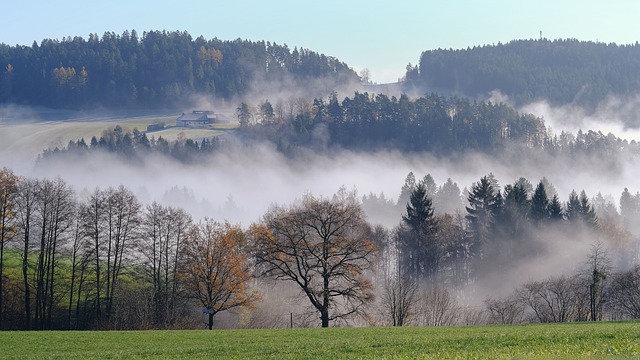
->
xmin=321 ymin=308 xmax=329 ymax=328
xmin=22 ymin=226 xmax=31 ymax=330
xmin=0 ymin=234 xmax=4 ymax=330
xmin=208 ymin=312 xmax=214 ymax=330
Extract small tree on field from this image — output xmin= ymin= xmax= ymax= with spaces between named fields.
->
xmin=179 ymin=220 xmax=260 ymax=330
xmin=381 ymin=275 xmax=417 ymax=326
xmin=236 ymin=102 xmax=253 ymax=128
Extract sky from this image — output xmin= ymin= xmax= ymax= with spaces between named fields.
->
xmin=2 ymin=1 xmax=640 ymax=83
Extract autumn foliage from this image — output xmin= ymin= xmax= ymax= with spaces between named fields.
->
xmin=178 ymin=220 xmax=259 ymax=329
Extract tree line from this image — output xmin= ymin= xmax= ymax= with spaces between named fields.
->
xmin=0 ymin=30 xmax=358 ymax=109
xmin=41 ymin=92 xmax=639 ymax=164
xmin=40 ymin=125 xmax=220 ymax=164
xmin=374 ymin=171 xmax=640 ymax=326
xmin=0 ymin=167 xmax=266 ymax=330
xmin=2 ymin=165 xmax=640 ymax=329
xmin=238 ymin=92 xmax=639 ymax=160
xmin=407 ymin=38 xmax=640 ymax=107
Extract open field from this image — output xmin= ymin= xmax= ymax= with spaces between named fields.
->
xmin=1 ymin=322 xmax=639 ymax=359
xmin=0 ymin=111 xmax=238 ymax=163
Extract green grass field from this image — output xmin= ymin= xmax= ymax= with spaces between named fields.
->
xmin=1 ymin=322 xmax=639 ymax=359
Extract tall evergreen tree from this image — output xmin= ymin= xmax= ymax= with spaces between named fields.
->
xmin=501 ymin=182 xmax=530 ymax=235
xmin=579 ymin=190 xmax=598 ymax=229
xmin=566 ymin=190 xmax=581 ymax=223
xmin=397 ymin=172 xmax=416 ymax=210
xmin=400 ymin=181 xmax=438 ymax=280
xmin=465 ymin=176 xmax=502 ymax=258
xmin=530 ymin=181 xmax=550 ymax=224
xmin=620 ymin=188 xmax=639 ymax=224
xmin=548 ymin=194 xmax=564 ymax=221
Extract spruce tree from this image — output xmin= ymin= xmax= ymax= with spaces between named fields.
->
xmin=530 ymin=181 xmax=549 ymax=223
xmin=547 ymin=194 xmax=564 ymax=221
xmin=400 ymin=181 xmax=438 ymax=280
xmin=579 ymin=190 xmax=598 ymax=228
xmin=465 ymin=176 xmax=501 ymax=258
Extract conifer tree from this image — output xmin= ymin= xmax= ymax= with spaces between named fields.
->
xmin=400 ymin=181 xmax=438 ymax=280
xmin=530 ymin=181 xmax=550 ymax=223
xmin=465 ymin=176 xmax=502 ymax=258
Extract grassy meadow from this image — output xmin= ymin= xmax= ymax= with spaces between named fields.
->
xmin=1 ymin=322 xmax=639 ymax=359
xmin=0 ymin=111 xmax=237 ymax=161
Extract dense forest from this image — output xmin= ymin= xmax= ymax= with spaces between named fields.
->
xmin=407 ymin=39 xmax=640 ymax=107
xmin=0 ymin=30 xmax=358 ymax=108
xmin=238 ymin=92 xmax=637 ymax=161
xmin=2 ymin=165 xmax=640 ymax=330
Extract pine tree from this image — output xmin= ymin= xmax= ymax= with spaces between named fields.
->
xmin=501 ymin=182 xmax=530 ymax=235
xmin=530 ymin=181 xmax=549 ymax=223
xmin=579 ymin=190 xmax=598 ymax=228
xmin=403 ymin=182 xmax=436 ymax=232
xmin=548 ymin=194 xmax=564 ymax=221
xmin=400 ymin=181 xmax=438 ymax=280
xmin=465 ymin=176 xmax=501 ymax=258
xmin=566 ymin=190 xmax=581 ymax=223
xmin=397 ymin=172 xmax=416 ymax=211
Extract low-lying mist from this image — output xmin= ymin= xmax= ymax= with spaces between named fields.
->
xmin=4 ymin=94 xmax=640 ymax=308
xmin=3 ymin=126 xmax=639 ymax=228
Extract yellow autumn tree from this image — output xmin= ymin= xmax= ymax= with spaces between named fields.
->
xmin=178 ymin=220 xmax=259 ymax=329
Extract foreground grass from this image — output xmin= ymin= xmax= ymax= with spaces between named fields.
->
xmin=2 ymin=322 xmax=640 ymax=359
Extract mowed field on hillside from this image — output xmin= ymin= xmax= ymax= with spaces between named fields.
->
xmin=0 ymin=109 xmax=237 ymax=163
xmin=1 ymin=322 xmax=639 ymax=359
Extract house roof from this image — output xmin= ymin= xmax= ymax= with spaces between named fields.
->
xmin=177 ymin=113 xmax=208 ymax=121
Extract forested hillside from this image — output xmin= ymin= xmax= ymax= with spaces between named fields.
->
xmin=407 ymin=39 xmax=640 ymax=107
xmin=0 ymin=30 xmax=358 ymax=109
xmin=41 ymin=91 xmax=640 ymax=168
xmin=237 ymin=92 xmax=638 ymax=160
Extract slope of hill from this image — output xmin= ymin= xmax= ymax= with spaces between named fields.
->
xmin=0 ymin=30 xmax=359 ymax=109
xmin=408 ymin=39 xmax=640 ymax=108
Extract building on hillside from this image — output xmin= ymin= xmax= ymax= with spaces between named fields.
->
xmin=176 ymin=110 xmax=218 ymax=127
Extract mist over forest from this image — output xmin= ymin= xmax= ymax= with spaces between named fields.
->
xmin=2 ymin=32 xmax=640 ymax=330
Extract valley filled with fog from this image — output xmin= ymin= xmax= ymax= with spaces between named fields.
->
xmin=3 ymin=35 xmax=640 ymax=330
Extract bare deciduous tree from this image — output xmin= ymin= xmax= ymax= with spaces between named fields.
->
xmin=252 ymin=191 xmax=378 ymax=327
xmin=416 ymin=287 xmax=460 ymax=326
xmin=140 ymin=202 xmax=191 ymax=327
xmin=33 ymin=177 xmax=75 ymax=329
xmin=485 ymin=295 xmax=524 ymax=324
xmin=381 ymin=275 xmax=417 ymax=326
xmin=583 ymin=242 xmax=611 ymax=321
xmin=15 ymin=177 xmax=37 ymax=329
xmin=515 ymin=276 xmax=576 ymax=323
xmin=0 ymin=168 xmax=19 ymax=329
xmin=104 ymin=186 xmax=141 ymax=319
xmin=609 ymin=265 xmax=640 ymax=319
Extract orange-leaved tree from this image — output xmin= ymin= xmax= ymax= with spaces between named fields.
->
xmin=178 ymin=220 xmax=259 ymax=329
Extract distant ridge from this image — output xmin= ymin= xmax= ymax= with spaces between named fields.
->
xmin=0 ymin=30 xmax=359 ymax=109
xmin=406 ymin=39 xmax=640 ymax=108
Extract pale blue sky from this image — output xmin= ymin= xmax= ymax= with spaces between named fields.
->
xmin=2 ymin=1 xmax=640 ymax=83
